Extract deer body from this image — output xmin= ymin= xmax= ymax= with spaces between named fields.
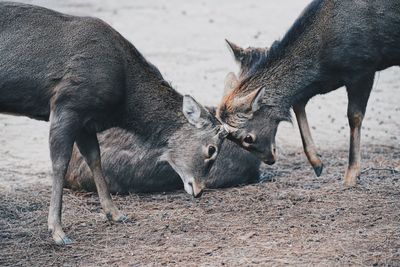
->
xmin=218 ymin=0 xmax=400 ymax=186
xmin=66 ymin=127 xmax=260 ymax=193
xmin=0 ymin=2 xmax=225 ymax=245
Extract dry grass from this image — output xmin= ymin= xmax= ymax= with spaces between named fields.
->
xmin=1 ymin=145 xmax=399 ymax=266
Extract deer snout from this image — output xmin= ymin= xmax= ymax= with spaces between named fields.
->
xmin=263 ymin=157 xmax=276 ymax=165
xmin=263 ymin=158 xmax=276 ymax=165
xmin=262 ymin=146 xmax=276 ymax=165
xmin=188 ymin=181 xmax=204 ymax=198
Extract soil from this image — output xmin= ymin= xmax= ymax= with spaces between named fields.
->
xmin=1 ymin=0 xmax=399 ymax=266
xmin=1 ymin=146 xmax=399 ymax=266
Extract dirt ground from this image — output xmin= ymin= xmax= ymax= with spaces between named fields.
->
xmin=1 ymin=0 xmax=400 ymax=266
xmin=1 ymin=146 xmax=399 ymax=266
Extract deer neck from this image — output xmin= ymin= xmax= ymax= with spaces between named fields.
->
xmin=263 ymin=55 xmax=322 ymax=108
xmin=122 ymin=67 xmax=187 ymax=147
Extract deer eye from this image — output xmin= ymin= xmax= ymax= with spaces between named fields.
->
xmin=243 ymin=134 xmax=254 ymax=144
xmin=207 ymin=145 xmax=217 ymax=159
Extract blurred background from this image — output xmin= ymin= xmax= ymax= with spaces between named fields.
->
xmin=1 ymin=0 xmax=399 ymax=189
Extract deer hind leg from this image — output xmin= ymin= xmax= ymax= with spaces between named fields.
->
xmin=293 ymin=103 xmax=323 ymax=176
xmin=344 ymin=74 xmax=374 ymax=187
xmin=75 ymin=129 xmax=126 ymax=222
xmin=48 ymin=110 xmax=80 ymax=246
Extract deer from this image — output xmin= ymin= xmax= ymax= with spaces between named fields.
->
xmin=0 ymin=2 xmax=227 ymax=245
xmin=65 ymin=122 xmax=261 ymax=194
xmin=217 ymin=0 xmax=400 ymax=186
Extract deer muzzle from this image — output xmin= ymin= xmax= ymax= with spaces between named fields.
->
xmin=184 ymin=180 xmax=204 ymax=198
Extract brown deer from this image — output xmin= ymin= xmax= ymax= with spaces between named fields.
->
xmin=65 ymin=123 xmax=261 ymax=194
xmin=217 ymin=0 xmax=400 ymax=186
xmin=0 ymin=2 xmax=227 ymax=245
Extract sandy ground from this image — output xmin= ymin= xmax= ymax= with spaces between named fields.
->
xmin=0 ymin=0 xmax=399 ymax=266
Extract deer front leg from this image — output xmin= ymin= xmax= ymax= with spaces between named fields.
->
xmin=344 ymin=75 xmax=374 ymax=187
xmin=293 ymin=103 xmax=323 ymax=176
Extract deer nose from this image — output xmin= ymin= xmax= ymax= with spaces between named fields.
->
xmin=262 ymin=151 xmax=276 ymax=165
xmin=264 ymin=158 xmax=276 ymax=165
xmin=189 ymin=181 xmax=204 ymax=198
xmin=193 ymin=190 xmax=204 ymax=198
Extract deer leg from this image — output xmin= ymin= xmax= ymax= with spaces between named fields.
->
xmin=293 ymin=103 xmax=323 ymax=176
xmin=48 ymin=111 xmax=79 ymax=246
xmin=75 ymin=129 xmax=126 ymax=222
xmin=344 ymin=75 xmax=374 ymax=187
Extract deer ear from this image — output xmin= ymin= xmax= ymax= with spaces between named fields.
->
xmin=182 ymin=95 xmax=211 ymax=128
xmin=224 ymin=72 xmax=239 ymax=95
xmin=251 ymin=87 xmax=265 ymax=112
xmin=182 ymin=95 xmax=202 ymax=126
xmin=225 ymin=39 xmax=245 ymax=63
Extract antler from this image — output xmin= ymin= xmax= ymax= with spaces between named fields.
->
xmin=216 ymin=117 xmax=239 ymax=139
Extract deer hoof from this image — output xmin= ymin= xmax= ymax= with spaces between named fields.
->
xmin=313 ymin=163 xmax=324 ymax=177
xmin=106 ymin=211 xmax=128 ymax=222
xmin=51 ymin=231 xmax=73 ymax=246
xmin=343 ymin=167 xmax=359 ymax=187
xmin=114 ymin=213 xmax=128 ymax=222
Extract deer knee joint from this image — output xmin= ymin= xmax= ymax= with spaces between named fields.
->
xmin=349 ymin=112 xmax=363 ymax=128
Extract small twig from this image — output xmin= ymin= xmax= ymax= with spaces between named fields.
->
xmin=361 ymin=167 xmax=399 ymax=174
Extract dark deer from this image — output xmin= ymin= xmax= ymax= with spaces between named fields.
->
xmin=65 ymin=122 xmax=260 ymax=194
xmin=0 ymin=2 xmax=226 ymax=245
xmin=217 ymin=0 xmax=400 ymax=186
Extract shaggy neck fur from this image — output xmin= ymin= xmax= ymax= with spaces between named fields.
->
xmin=121 ymin=43 xmax=188 ymax=146
xmin=227 ymin=0 xmax=328 ymax=116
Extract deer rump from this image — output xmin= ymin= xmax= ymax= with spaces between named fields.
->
xmin=66 ymin=127 xmax=261 ymax=194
